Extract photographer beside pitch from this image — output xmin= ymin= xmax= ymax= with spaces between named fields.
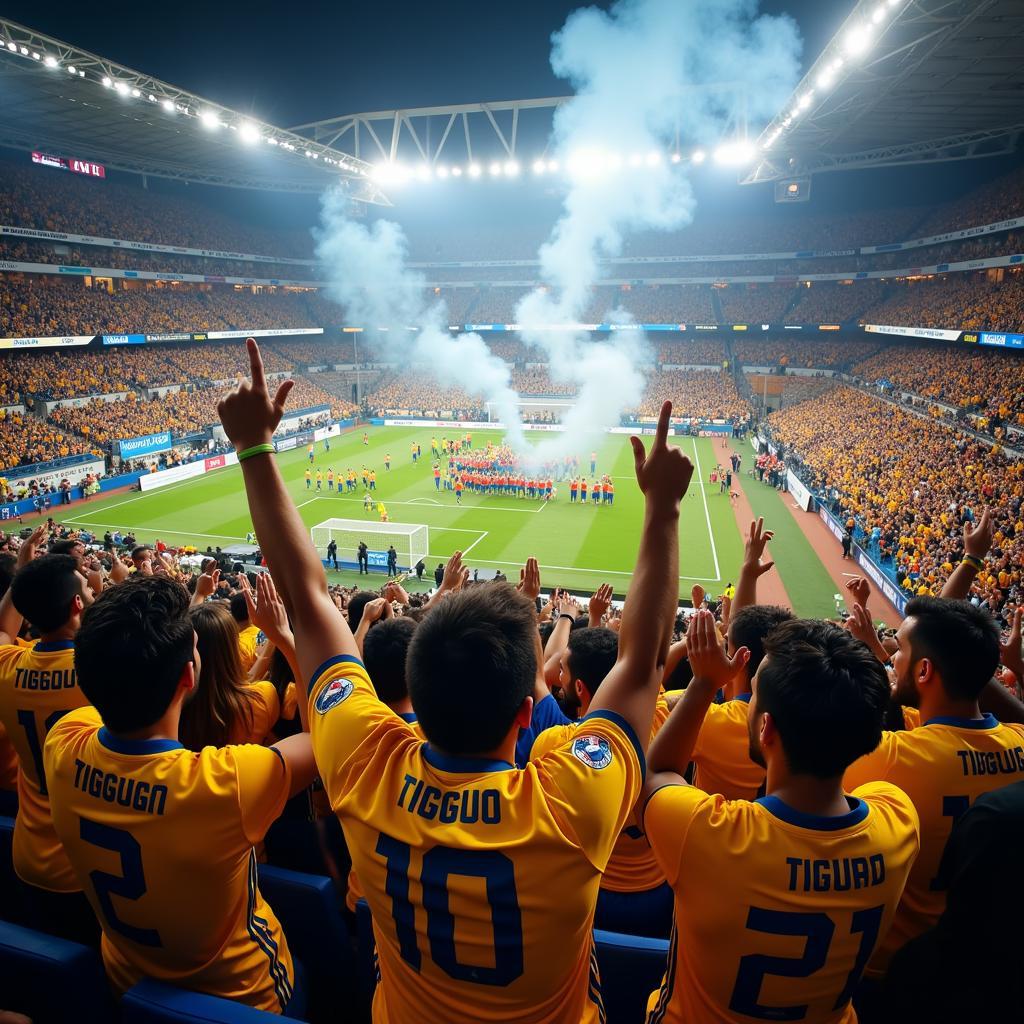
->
xmin=216 ymin=338 xmax=692 ymax=1023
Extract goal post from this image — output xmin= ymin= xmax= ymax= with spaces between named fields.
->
xmin=311 ymin=518 xmax=429 ymax=573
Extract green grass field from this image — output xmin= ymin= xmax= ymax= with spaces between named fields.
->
xmin=55 ymin=426 xmax=754 ymax=598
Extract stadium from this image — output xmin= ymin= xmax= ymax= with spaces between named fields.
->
xmin=0 ymin=0 xmax=1021 ymax=1021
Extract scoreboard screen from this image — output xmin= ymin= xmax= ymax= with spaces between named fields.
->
xmin=31 ymin=152 xmax=106 ymax=179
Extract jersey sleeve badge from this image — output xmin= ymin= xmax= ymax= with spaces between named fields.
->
xmin=316 ymin=677 xmax=354 ymax=715
xmin=572 ymin=735 xmax=614 ymax=770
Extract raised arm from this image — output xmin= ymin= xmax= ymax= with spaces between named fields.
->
xmin=732 ymin=517 xmax=776 ymax=613
xmin=941 ymin=510 xmax=992 ymax=601
xmin=217 ymin=339 xmax=357 ymax=689
xmin=642 ymin=609 xmax=749 ymax=810
xmin=584 ymin=401 xmax=693 ymax=748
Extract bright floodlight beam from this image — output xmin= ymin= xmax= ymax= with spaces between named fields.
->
xmin=239 ymin=122 xmax=261 ymax=144
xmin=200 ymin=110 xmax=220 ymax=130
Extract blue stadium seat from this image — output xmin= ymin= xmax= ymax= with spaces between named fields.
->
xmin=593 ymin=928 xmax=671 ymax=1024
xmin=0 ymin=814 xmax=26 ymax=926
xmin=0 ymin=918 xmax=113 ymax=1023
xmin=354 ymin=899 xmax=378 ymax=1005
xmin=257 ymin=863 xmax=356 ymax=1023
xmin=122 ymin=979 xmax=305 ymax=1023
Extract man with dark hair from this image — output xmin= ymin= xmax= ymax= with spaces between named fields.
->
xmin=217 ymin=340 xmax=692 ymax=1022
xmin=49 ymin=537 xmax=86 ymax=563
xmin=641 ymin=613 xmax=920 ymax=1023
xmin=130 ymin=545 xmax=154 ymax=572
xmin=346 ymin=591 xmax=378 ymax=635
xmin=0 ymin=551 xmax=93 ymax=940
xmin=44 ymin=575 xmax=315 ymax=1013
xmin=690 ymin=603 xmax=794 ymax=801
xmin=363 ymin=616 xmax=419 ymax=718
xmin=843 ymin=596 xmax=1024 ymax=979
xmin=386 ymin=544 xmax=398 ymax=578
xmin=357 ymin=541 xmax=368 ymax=575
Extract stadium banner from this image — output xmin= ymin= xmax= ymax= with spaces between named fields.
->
xmin=102 ymin=334 xmax=147 ymax=346
xmin=383 ymin=418 xmax=494 ymax=430
xmin=859 ymin=215 xmax=1024 ymax=255
xmin=5 ymin=456 xmax=107 ymax=492
xmin=139 ymin=451 xmax=238 ymax=492
xmin=863 ymin=324 xmax=963 ymax=341
xmin=146 ymin=333 xmax=192 ymax=343
xmin=786 ymin=469 xmax=814 ymax=512
xmin=818 ymin=505 xmax=845 ymax=544
xmin=276 ymin=436 xmax=299 ymax=452
xmin=978 ymin=331 xmax=1024 ymax=349
xmin=314 ymin=424 xmax=342 ymax=442
xmin=204 ymin=329 xmax=324 ymax=340
xmin=0 ymin=334 xmax=93 ymax=350
xmin=0 ymin=225 xmax=315 ymax=266
xmin=117 ymin=431 xmax=174 ymax=459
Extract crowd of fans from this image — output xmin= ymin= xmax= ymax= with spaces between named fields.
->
xmin=767 ymin=386 xmax=1023 ymax=611
xmin=733 ymin=337 xmax=882 ymax=368
xmin=0 ymin=408 xmax=101 ymax=471
xmin=635 ymin=369 xmax=746 ymax=420
xmin=851 ymin=340 xmax=1024 ymax=428
xmin=861 ymin=270 xmax=1024 ymax=332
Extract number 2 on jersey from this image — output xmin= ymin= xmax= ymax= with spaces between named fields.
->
xmin=376 ymin=831 xmax=524 ymax=986
xmin=729 ymin=904 xmax=883 ymax=1020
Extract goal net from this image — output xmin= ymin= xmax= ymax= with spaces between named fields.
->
xmin=310 ymin=518 xmax=429 ymax=573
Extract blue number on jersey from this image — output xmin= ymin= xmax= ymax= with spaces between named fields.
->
xmin=730 ymin=904 xmax=884 ymax=1020
xmin=16 ymin=708 xmax=69 ymax=796
xmin=377 ymin=831 xmax=524 ymax=986
xmin=80 ymin=818 xmax=161 ymax=948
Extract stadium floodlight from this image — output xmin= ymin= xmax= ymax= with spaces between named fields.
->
xmin=66 ymin=65 xmax=76 ymax=74
xmin=19 ymin=46 xmax=28 ymax=55
xmin=102 ymin=76 xmax=112 ymax=88
xmin=416 ymin=164 xmax=432 ymax=181
xmin=5 ymin=42 xmax=13 ymax=52
xmin=628 ymin=153 xmax=643 ymax=167
xmin=532 ymin=158 xmax=546 ymax=174
xmin=43 ymin=54 xmax=57 ymax=68
xmin=872 ymin=4 xmax=888 ymax=23
xmin=200 ymin=109 xmax=221 ymax=130
xmin=488 ymin=161 xmax=502 ymax=176
xmin=646 ymin=151 xmax=661 ymax=166
xmin=843 ymin=24 xmax=872 ymax=56
xmin=114 ymin=81 xmax=129 ymax=95
xmin=239 ymin=122 xmax=260 ymax=144
xmin=691 ymin=149 xmax=706 ymax=164
xmin=161 ymin=98 xmax=175 ymax=112
xmin=131 ymin=87 xmax=141 ymax=98
xmin=547 ymin=159 xmax=559 ymax=173
xmin=713 ymin=139 xmax=755 ymax=165
xmin=451 ymin=165 xmax=464 ymax=177
xmin=798 ymin=92 xmax=813 ymax=110
xmin=504 ymin=160 xmax=520 ymax=176
xmin=436 ymin=164 xmax=449 ymax=178
xmin=782 ymin=115 xmax=793 ymax=127
xmin=31 ymin=52 xmax=40 ymax=60
xmin=670 ymin=152 xmax=681 ymax=164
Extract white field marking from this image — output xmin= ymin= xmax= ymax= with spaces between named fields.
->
xmin=459 ymin=531 xmax=489 ymax=557
xmin=296 ymin=498 xmax=320 ymax=508
xmin=57 ymin=520 xmax=246 ymax=543
xmin=689 ymin=437 xmax=721 ymax=580
xmin=407 ymin=497 xmax=442 ymax=506
xmin=434 ymin=555 xmax=719 ymax=583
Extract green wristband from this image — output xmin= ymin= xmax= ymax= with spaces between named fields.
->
xmin=961 ymin=554 xmax=984 ymax=572
xmin=238 ymin=443 xmax=275 ymax=462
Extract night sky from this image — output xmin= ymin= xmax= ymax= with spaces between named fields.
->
xmin=4 ymin=1 xmax=840 ymax=126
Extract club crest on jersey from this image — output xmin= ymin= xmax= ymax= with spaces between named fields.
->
xmin=573 ymin=735 xmax=613 ymax=770
xmin=316 ymin=677 xmax=354 ymax=715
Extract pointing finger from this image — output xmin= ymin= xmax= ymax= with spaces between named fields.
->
xmin=654 ymin=400 xmax=672 ymax=450
xmin=247 ymin=338 xmax=266 ymax=392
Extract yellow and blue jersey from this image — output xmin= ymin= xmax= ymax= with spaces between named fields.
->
xmin=643 ymin=782 xmax=919 ymax=1024
xmin=529 ymin=692 xmax=670 ymax=893
xmin=844 ymin=710 xmax=1024 ymax=973
xmin=0 ymin=640 xmax=89 ymax=892
xmin=45 ymin=706 xmax=295 ymax=1012
xmin=690 ymin=693 xmax=766 ymax=802
xmin=309 ymin=655 xmax=644 ymax=1024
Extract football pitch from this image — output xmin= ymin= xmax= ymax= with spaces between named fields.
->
xmin=55 ymin=426 xmax=750 ymax=599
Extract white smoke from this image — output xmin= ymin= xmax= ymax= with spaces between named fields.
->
xmin=315 ymin=190 xmax=527 ymax=450
xmin=515 ymin=0 xmax=802 ymax=458
xmin=315 ymin=0 xmax=800 ymax=464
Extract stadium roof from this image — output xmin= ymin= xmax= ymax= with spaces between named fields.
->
xmin=745 ymin=0 xmax=1024 ymax=183
xmin=0 ymin=18 xmax=391 ymax=202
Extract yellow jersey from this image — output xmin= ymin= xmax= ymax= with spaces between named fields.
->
xmin=844 ymin=710 xmax=1024 ymax=973
xmin=45 ymin=706 xmax=295 ymax=1012
xmin=0 ymin=719 xmax=20 ymax=791
xmin=644 ymin=783 xmax=919 ymax=1024
xmin=236 ymin=625 xmax=262 ymax=675
xmin=691 ymin=694 xmax=766 ymax=801
xmin=529 ymin=692 xmax=670 ymax=893
xmin=346 ymin=711 xmax=424 ymax=913
xmin=309 ymin=655 xmax=644 ymax=1024
xmin=0 ymin=640 xmax=89 ymax=891
xmin=228 ymin=682 xmax=280 ymax=746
